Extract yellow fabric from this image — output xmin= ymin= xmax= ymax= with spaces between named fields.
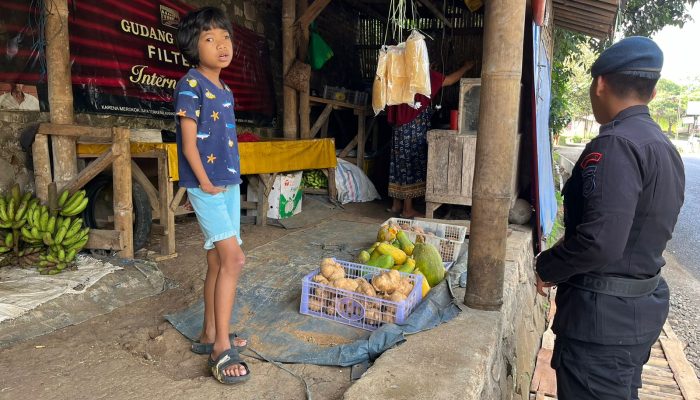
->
xmin=77 ymin=138 xmax=337 ymax=181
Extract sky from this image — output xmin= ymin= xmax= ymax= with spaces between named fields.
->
xmin=653 ymin=4 xmax=700 ymax=84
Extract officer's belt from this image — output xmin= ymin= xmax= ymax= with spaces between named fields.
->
xmin=565 ymin=273 xmax=660 ymax=297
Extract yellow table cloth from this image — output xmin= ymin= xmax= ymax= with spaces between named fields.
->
xmin=77 ymin=138 xmax=337 ymax=181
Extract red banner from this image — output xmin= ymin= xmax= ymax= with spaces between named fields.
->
xmin=0 ymin=0 xmax=275 ymax=124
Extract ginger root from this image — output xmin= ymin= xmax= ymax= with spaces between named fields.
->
xmin=312 ymin=274 xmax=329 ymax=285
xmin=320 ymin=259 xmax=345 ymax=281
xmin=396 ymin=277 xmax=414 ymax=297
xmin=372 ymin=270 xmax=401 ymax=294
xmin=332 ymin=278 xmax=359 ymax=292
xmin=308 ymin=298 xmax=323 ymax=312
xmin=355 ymin=278 xmax=377 ymax=297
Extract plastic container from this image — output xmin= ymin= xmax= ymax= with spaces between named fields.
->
xmin=383 ymin=218 xmax=468 ymax=264
xmin=300 ymin=259 xmax=423 ymax=331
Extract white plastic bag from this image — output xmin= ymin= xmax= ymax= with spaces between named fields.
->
xmin=334 ymin=159 xmax=381 ymax=204
xmin=385 ymin=43 xmax=411 ymax=106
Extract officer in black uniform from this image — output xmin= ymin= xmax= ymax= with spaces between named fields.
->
xmin=535 ymin=36 xmax=685 ymax=400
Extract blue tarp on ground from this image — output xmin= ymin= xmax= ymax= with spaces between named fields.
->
xmin=533 ymin=23 xmax=558 ymax=238
xmin=165 ymin=219 xmax=462 ymax=366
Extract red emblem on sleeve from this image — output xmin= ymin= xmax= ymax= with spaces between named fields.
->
xmin=581 ymin=152 xmax=603 ymax=168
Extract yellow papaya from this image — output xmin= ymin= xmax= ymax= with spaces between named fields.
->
xmin=396 ymin=231 xmax=415 ymax=256
xmin=413 ymin=243 xmax=445 ymax=287
xmin=376 ymin=242 xmax=407 ymax=265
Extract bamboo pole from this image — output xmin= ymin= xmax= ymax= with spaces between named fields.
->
xmin=298 ymin=0 xmax=311 ymax=138
xmin=283 ymin=0 xmax=298 ymax=138
xmin=112 ymin=127 xmax=133 ymax=258
xmin=44 ymin=0 xmax=77 ymax=189
xmin=464 ymin=0 xmax=526 ymax=311
xmin=32 ymin=134 xmax=51 ymax=202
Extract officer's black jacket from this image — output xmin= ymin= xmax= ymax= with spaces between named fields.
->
xmin=536 ymin=105 xmax=685 ymax=345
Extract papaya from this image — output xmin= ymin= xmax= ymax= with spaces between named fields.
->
xmin=377 ymin=224 xmax=397 ymax=242
xmin=415 ymin=271 xmax=431 ymax=298
xmin=412 ymin=243 xmax=445 ymax=287
xmin=376 ymin=242 xmax=407 ymax=265
xmin=396 ymin=231 xmax=415 ymax=255
xmin=367 ymin=253 xmax=395 ymax=269
xmin=396 ymin=263 xmax=414 ymax=273
xmin=357 ymin=250 xmax=371 ymax=264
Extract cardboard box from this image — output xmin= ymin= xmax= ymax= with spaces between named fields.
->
xmin=247 ymin=172 xmax=303 ymax=219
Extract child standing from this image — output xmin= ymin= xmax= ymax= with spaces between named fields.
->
xmin=175 ymin=7 xmax=249 ymax=384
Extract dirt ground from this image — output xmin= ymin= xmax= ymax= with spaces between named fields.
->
xmin=0 ymin=201 xmax=393 ymax=400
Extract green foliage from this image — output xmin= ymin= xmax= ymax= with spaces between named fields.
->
xmin=549 ymin=28 xmax=588 ymax=136
xmin=571 ymin=136 xmax=583 ymax=143
xmin=620 ymin=0 xmax=698 ymax=37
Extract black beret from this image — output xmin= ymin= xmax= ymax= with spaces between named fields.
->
xmin=591 ymin=36 xmax=663 ymax=78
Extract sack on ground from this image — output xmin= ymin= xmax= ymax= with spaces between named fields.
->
xmin=334 ymin=158 xmax=381 ymax=204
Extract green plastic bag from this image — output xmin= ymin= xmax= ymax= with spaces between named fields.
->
xmin=308 ymin=25 xmax=333 ymax=70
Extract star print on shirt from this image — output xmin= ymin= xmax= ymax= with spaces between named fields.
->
xmin=207 ymin=154 xmax=217 ymax=164
xmin=195 ymin=109 xmax=200 ymax=117
xmin=176 ymin=109 xmax=186 ymax=117
xmin=229 ymin=139 xmax=234 ymax=147
xmin=187 ymin=79 xmax=197 ymax=88
xmin=211 ymin=111 xmax=219 ymax=121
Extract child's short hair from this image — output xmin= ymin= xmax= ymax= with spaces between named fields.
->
xmin=177 ymin=7 xmax=234 ymax=66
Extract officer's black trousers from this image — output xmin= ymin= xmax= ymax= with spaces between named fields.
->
xmin=552 ymin=336 xmax=657 ymax=400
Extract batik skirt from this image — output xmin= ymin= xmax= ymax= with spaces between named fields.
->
xmin=388 ymin=107 xmax=433 ymax=199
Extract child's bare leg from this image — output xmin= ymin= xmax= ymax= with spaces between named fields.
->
xmin=200 ymin=249 xmax=220 ymax=344
xmin=211 ymin=236 xmax=247 ymax=377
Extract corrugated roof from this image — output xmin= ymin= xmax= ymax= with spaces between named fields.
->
xmin=553 ymin=0 xmax=620 ymax=38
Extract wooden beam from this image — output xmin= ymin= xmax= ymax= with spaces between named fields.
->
xmin=44 ymin=0 xmax=77 ymax=189
xmin=553 ymin=0 xmax=618 ymax=13
xmin=38 ymin=123 xmax=113 ymax=138
xmin=86 ymin=229 xmax=124 ymax=250
xmin=32 ymin=134 xmax=51 ymax=202
xmin=294 ymin=0 xmax=331 ymax=28
xmin=310 ymin=104 xmax=333 ymax=138
xmin=62 ymin=149 xmax=118 ymax=195
xmin=130 ymin=161 xmax=160 ymax=216
xmin=310 ymin=95 xmax=369 ymax=111
xmin=554 ymin=1 xmax=615 ymax=18
xmin=170 ymin=187 xmax=186 ymax=212
xmin=554 ymin=9 xmax=615 ymax=30
xmin=112 ymin=127 xmax=133 ymax=258
xmin=415 ymin=0 xmax=453 ymax=28
xmin=298 ymin=0 xmax=311 ymax=139
xmin=554 ymin=17 xmax=610 ymax=38
xmin=157 ymin=150 xmax=175 ymax=256
xmin=283 ymin=0 xmax=298 ymax=138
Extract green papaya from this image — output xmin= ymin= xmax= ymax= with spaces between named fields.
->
xmin=413 ymin=243 xmax=445 ymax=287
xmin=367 ymin=254 xmax=395 ymax=269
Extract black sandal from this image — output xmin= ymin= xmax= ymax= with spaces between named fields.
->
xmin=208 ymin=348 xmax=251 ymax=385
xmin=191 ymin=333 xmax=247 ymax=355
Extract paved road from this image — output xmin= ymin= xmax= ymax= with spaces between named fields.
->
xmin=667 ymin=155 xmax=700 ymax=280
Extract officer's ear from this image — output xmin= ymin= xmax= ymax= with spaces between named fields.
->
xmin=595 ymin=76 xmax=607 ymax=97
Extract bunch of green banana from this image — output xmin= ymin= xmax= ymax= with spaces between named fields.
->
xmin=37 ymin=221 xmax=89 ymax=275
xmin=0 ymin=183 xmax=35 ymax=230
xmin=0 ymin=231 xmax=14 ymax=253
xmin=58 ymin=189 xmax=88 ymax=217
xmin=301 ymin=169 xmax=328 ymax=189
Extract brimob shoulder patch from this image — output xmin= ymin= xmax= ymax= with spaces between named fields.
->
xmin=580 ymin=152 xmax=602 ymax=198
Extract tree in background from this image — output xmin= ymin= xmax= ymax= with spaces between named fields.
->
xmin=650 ymin=79 xmax=684 ymax=136
xmin=620 ymin=0 xmax=698 ymax=36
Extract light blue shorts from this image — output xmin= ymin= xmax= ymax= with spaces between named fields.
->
xmin=186 ymin=184 xmax=243 ymax=250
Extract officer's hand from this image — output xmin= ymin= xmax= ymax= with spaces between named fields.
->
xmin=535 ymin=273 xmax=554 ymax=297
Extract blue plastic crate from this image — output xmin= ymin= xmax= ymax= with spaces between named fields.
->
xmin=299 ymin=259 xmax=423 ymax=331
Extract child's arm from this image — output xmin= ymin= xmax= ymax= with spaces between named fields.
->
xmin=180 ymin=117 xmax=224 ymax=195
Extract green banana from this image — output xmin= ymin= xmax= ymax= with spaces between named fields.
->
xmin=48 ymin=269 xmax=60 ymax=275
xmin=4 ymin=232 xmax=12 ymax=247
xmin=42 ymin=232 xmax=54 ymax=246
xmin=57 ymin=189 xmax=70 ymax=208
xmin=21 ymin=226 xmax=33 ymax=240
xmin=66 ymin=236 xmax=89 ymax=251
xmin=61 ymin=190 xmax=86 ymax=214
xmin=14 ymin=198 xmax=29 ymax=222
xmin=58 ymin=248 xmax=66 ymax=262
xmin=31 ymin=226 xmax=40 ymax=240
xmin=0 ymin=220 xmax=11 ymax=229
xmin=0 ymin=246 xmax=11 ymax=253
xmin=54 ymin=226 xmax=68 ymax=245
xmin=40 ymin=208 xmax=49 ymax=231
xmin=12 ymin=220 xmax=25 ymax=229
xmin=31 ymin=208 xmax=40 ymax=228
xmin=66 ymin=218 xmax=83 ymax=238
xmin=65 ymin=249 xmax=77 ymax=262
xmin=46 ymin=253 xmax=59 ymax=263
xmin=7 ymin=197 xmax=16 ymax=221
xmin=0 ymin=196 xmax=7 ymax=221
xmin=61 ymin=198 xmax=88 ymax=217
xmin=11 ymin=183 xmax=21 ymax=204
xmin=63 ymin=227 xmax=90 ymax=246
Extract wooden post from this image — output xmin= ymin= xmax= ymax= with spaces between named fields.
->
xmin=157 ymin=150 xmax=176 ymax=257
xmin=465 ymin=0 xmax=526 ymax=311
xmin=112 ymin=127 xmax=133 ymax=258
xmin=355 ymin=110 xmax=366 ymax=169
xmin=298 ymin=0 xmax=311 ymax=138
xmin=44 ymin=0 xmax=77 ymax=189
xmin=283 ymin=0 xmax=298 ymax=138
xmin=32 ymin=134 xmax=51 ymax=202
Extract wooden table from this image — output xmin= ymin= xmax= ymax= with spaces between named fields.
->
xmin=77 ymin=138 xmax=338 ymax=258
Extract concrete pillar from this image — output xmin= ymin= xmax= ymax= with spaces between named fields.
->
xmin=465 ymin=0 xmax=526 ymax=311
